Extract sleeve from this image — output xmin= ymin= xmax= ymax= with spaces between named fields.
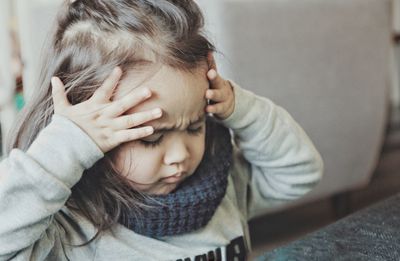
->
xmin=222 ymin=81 xmax=324 ymax=220
xmin=0 ymin=114 xmax=104 ymax=260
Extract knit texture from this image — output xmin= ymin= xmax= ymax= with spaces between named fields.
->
xmin=124 ymin=119 xmax=233 ymax=238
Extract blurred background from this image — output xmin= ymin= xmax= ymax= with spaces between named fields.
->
xmin=1 ymin=0 xmax=400 ymax=258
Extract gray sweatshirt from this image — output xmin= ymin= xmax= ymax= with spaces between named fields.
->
xmin=0 ymin=82 xmax=323 ymax=261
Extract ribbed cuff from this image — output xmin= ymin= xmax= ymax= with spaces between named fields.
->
xmin=27 ymin=114 xmax=104 ymax=188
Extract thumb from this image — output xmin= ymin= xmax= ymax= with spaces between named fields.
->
xmin=51 ymin=77 xmax=69 ymax=111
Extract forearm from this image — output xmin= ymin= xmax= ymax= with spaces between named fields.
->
xmin=0 ymin=115 xmax=103 ymax=257
xmin=223 ymin=81 xmax=323 ymax=200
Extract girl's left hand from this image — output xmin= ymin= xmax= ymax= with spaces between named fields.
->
xmin=205 ymin=59 xmax=235 ymax=120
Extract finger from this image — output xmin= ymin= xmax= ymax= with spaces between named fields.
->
xmin=207 ymin=69 xmax=225 ymax=90
xmin=51 ymin=77 xmax=70 ymax=110
xmin=91 ymin=67 xmax=123 ymax=102
xmin=205 ymin=89 xmax=226 ymax=102
xmin=113 ymin=126 xmax=154 ymax=144
xmin=206 ymin=102 xmax=227 ymax=114
xmin=113 ymin=108 xmax=162 ymax=130
xmin=103 ymin=88 xmax=152 ymax=117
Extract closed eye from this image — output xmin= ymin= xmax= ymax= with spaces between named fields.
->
xmin=139 ymin=123 xmax=204 ymax=148
xmin=187 ymin=125 xmax=203 ymax=135
xmin=139 ymin=134 xmax=164 ymax=148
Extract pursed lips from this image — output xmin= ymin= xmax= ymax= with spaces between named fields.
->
xmin=161 ymin=172 xmax=188 ymax=184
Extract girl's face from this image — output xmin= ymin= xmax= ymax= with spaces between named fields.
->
xmin=112 ymin=65 xmax=209 ymax=195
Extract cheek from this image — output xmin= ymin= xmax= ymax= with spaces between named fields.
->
xmin=189 ymin=133 xmax=206 ymax=166
xmin=112 ymin=143 xmax=163 ymax=183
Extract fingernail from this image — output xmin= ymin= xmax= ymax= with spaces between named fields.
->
xmin=208 ymin=69 xmax=217 ymax=79
xmin=142 ymin=88 xmax=151 ymax=98
xmin=113 ymin=67 xmax=122 ymax=74
xmin=144 ymin=126 xmax=154 ymax=135
xmin=152 ymin=108 xmax=162 ymax=117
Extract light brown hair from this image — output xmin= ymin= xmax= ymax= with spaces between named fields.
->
xmin=6 ymin=0 xmax=215 ymax=245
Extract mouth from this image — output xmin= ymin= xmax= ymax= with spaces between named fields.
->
xmin=161 ymin=172 xmax=187 ymax=184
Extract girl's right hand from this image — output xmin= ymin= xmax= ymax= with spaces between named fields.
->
xmin=50 ymin=67 xmax=162 ymax=153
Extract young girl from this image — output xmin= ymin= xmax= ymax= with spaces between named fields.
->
xmin=0 ymin=0 xmax=323 ymax=260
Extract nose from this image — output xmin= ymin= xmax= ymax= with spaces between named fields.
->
xmin=163 ymin=137 xmax=190 ymax=166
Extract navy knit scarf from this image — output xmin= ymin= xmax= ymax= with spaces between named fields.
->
xmin=124 ymin=119 xmax=233 ymax=238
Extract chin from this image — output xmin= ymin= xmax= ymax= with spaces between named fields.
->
xmin=152 ymin=184 xmax=178 ymax=195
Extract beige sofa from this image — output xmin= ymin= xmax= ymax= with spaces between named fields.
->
xmin=200 ymin=0 xmax=394 ymax=214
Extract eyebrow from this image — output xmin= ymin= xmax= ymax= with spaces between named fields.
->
xmin=154 ymin=115 xmax=206 ymax=133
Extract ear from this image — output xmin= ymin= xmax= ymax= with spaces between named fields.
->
xmin=207 ymin=52 xmax=217 ymax=71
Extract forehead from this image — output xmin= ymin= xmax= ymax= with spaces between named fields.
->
xmin=115 ymin=65 xmax=209 ymax=129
